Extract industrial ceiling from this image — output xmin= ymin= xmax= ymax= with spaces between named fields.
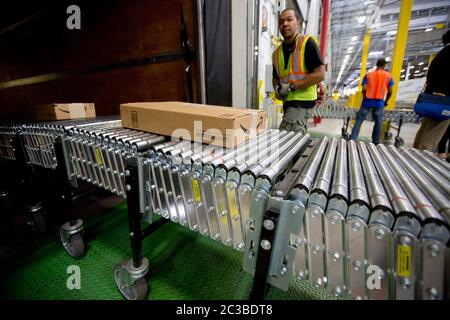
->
xmin=329 ymin=0 xmax=450 ymax=93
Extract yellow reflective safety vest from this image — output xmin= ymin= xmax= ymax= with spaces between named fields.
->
xmin=272 ymin=33 xmax=318 ymax=101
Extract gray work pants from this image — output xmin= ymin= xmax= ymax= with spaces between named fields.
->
xmin=279 ymin=107 xmax=312 ymax=133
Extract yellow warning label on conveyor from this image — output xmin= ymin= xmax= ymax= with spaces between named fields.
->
xmin=192 ymin=179 xmax=201 ymax=203
xmin=226 ymin=188 xmax=239 ymax=220
xmin=95 ymin=147 xmax=103 ymax=166
xmin=397 ymin=245 xmax=411 ymax=278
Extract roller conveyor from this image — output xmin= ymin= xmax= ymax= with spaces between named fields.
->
xmin=311 ymin=105 xmax=417 ymax=123
xmin=2 ymin=116 xmax=449 ymax=301
xmin=311 ymin=105 xmax=418 ymax=146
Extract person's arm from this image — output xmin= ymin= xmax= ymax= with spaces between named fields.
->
xmin=384 ymin=78 xmax=394 ymax=106
xmin=290 ymin=64 xmax=325 ymax=90
xmin=385 ymin=86 xmax=392 ymax=105
xmin=361 ymin=76 xmax=367 ymax=97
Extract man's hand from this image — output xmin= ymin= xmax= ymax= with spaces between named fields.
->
xmin=276 ymin=83 xmax=291 ymax=98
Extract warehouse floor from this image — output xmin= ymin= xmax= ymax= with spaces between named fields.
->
xmin=310 ymin=118 xmax=420 ymax=148
xmin=0 ymin=193 xmax=336 ymax=300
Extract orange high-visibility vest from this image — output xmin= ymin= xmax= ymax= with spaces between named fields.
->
xmin=272 ymin=33 xmax=318 ymax=101
xmin=365 ymin=69 xmax=392 ymax=100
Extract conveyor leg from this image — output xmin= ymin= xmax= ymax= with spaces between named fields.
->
xmin=54 ymin=138 xmax=85 ymax=258
xmin=394 ymin=118 xmax=404 ymax=147
xmin=13 ymin=132 xmax=48 ymax=234
xmin=249 ymin=209 xmax=279 ymax=300
xmin=114 ymin=163 xmax=149 ymax=300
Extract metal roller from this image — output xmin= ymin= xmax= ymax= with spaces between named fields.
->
xmin=223 ymin=132 xmax=306 ymax=250
xmin=259 ymin=134 xmax=311 ymax=183
xmin=346 ymin=140 xmax=370 ymax=300
xmin=378 ymin=144 xmax=438 ymax=224
xmin=347 ymin=140 xmax=369 ymax=206
xmin=386 ymin=145 xmax=450 ymax=300
xmin=357 ymin=141 xmax=394 ymax=300
xmin=218 ymin=130 xmax=281 ymax=170
xmin=367 ymin=143 xmax=421 ymax=300
xmin=233 ymin=131 xmax=295 ymax=175
xmin=202 ymin=130 xmax=280 ymax=246
xmin=410 ymin=149 xmax=450 ymax=182
xmin=244 ymin=131 xmax=305 ymax=178
xmin=303 ymin=137 xmax=337 ymax=288
xmin=400 ymin=149 xmax=450 ymax=196
xmin=324 ymin=138 xmax=349 ymax=297
xmin=422 ymin=149 xmax=450 ymax=172
xmin=393 ymin=149 xmax=450 ymax=221
xmin=234 ymin=132 xmax=305 ymax=237
xmin=367 ymin=144 xmax=415 ymax=216
xmin=289 ymin=137 xmax=328 ymax=285
xmin=293 ymin=137 xmax=329 ymax=195
xmin=311 ymin=138 xmax=338 ymax=196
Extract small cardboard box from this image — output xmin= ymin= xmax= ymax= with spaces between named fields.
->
xmin=31 ymin=103 xmax=96 ymax=121
xmin=120 ymin=101 xmax=266 ymax=148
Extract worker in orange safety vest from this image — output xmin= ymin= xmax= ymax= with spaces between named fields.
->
xmin=350 ymin=58 xmax=394 ymax=144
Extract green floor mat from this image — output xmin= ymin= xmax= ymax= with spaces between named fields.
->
xmin=0 ymin=202 xmax=337 ymax=300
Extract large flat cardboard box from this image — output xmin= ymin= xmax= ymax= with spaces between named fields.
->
xmin=120 ymin=101 xmax=266 ymax=148
xmin=31 ymin=103 xmax=96 ymax=121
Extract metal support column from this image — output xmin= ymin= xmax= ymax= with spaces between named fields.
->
xmin=386 ymin=0 xmax=413 ymax=109
xmin=319 ymin=0 xmax=330 ymax=59
xmin=382 ymin=0 xmax=413 ymax=139
xmin=354 ymin=30 xmax=371 ymax=109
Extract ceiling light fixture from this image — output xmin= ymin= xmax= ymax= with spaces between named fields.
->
xmin=368 ymin=51 xmax=384 ymax=56
xmin=358 ymin=16 xmax=366 ymax=24
xmin=351 ymin=36 xmax=358 ymax=42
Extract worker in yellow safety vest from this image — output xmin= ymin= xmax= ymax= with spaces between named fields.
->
xmin=350 ymin=58 xmax=394 ymax=144
xmin=272 ymin=8 xmax=325 ymax=133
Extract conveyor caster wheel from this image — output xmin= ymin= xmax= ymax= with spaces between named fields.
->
xmin=114 ymin=257 xmax=149 ymax=300
xmin=384 ymin=131 xmax=393 ymax=141
xmin=27 ymin=203 xmax=46 ymax=234
xmin=60 ymin=219 xmax=85 ymax=258
xmin=394 ymin=137 xmax=404 ymax=148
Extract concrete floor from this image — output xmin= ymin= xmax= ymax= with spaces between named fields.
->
xmin=308 ymin=118 xmax=420 ymax=148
